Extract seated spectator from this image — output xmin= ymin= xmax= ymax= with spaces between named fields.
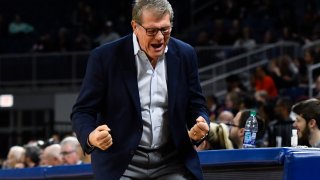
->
xmin=40 ymin=144 xmax=63 ymax=166
xmin=2 ymin=146 xmax=25 ymax=169
xmin=24 ymin=144 xmax=41 ymax=168
xmin=223 ymin=91 xmax=242 ymax=115
xmin=313 ymin=75 xmax=320 ymax=98
xmin=269 ymin=56 xmax=299 ymax=95
xmin=8 ymin=14 xmax=35 ymax=53
xmin=254 ymin=66 xmax=278 ymax=99
xmin=8 ymin=14 xmax=34 ymax=35
xmin=292 ymin=98 xmax=320 ymax=147
xmin=195 ymin=122 xmax=233 ymax=151
xmin=60 ymin=136 xmax=83 ymax=165
xmin=263 ymin=96 xmax=294 ymax=147
xmin=298 ymin=49 xmax=320 ymax=86
xmin=233 ymin=26 xmax=256 ymax=50
xmin=226 ymin=74 xmax=247 ymax=93
xmin=94 ymin=20 xmax=120 ymax=46
xmin=239 ymin=93 xmax=257 ymax=110
xmin=228 ymin=109 xmax=265 ymax=149
xmin=216 ymin=110 xmax=234 ymax=124
xmin=206 ymin=95 xmax=220 ymax=122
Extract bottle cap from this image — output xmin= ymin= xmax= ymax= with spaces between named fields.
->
xmin=250 ymin=110 xmax=256 ymax=116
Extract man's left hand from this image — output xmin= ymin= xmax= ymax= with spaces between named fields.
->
xmin=188 ymin=116 xmax=209 ymax=142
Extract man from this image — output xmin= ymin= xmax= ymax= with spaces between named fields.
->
xmin=24 ymin=144 xmax=41 ymax=168
xmin=60 ymin=136 xmax=83 ymax=165
xmin=292 ymin=98 xmax=320 ymax=147
xmin=40 ymin=144 xmax=63 ymax=166
xmin=216 ymin=110 xmax=234 ymax=124
xmin=263 ymin=97 xmax=294 ymax=147
xmin=71 ymin=0 xmax=209 ymax=179
xmin=228 ymin=109 xmax=265 ymax=149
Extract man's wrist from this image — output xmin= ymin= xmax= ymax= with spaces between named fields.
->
xmin=192 ymin=132 xmax=209 ymax=146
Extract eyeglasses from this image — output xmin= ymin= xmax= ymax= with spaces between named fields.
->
xmin=60 ymin=150 xmax=75 ymax=156
xmin=226 ymin=123 xmax=241 ymax=128
xmin=137 ymin=23 xmax=172 ymax=36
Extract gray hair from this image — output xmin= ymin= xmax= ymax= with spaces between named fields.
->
xmin=45 ymin=144 xmax=61 ymax=158
xmin=132 ymin=0 xmax=174 ymax=25
xmin=60 ymin=136 xmax=80 ymax=150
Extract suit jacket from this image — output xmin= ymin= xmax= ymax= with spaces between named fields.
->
xmin=71 ymin=34 xmax=209 ymax=180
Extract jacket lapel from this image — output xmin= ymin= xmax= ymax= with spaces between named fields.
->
xmin=166 ymin=46 xmax=180 ymax=114
xmin=122 ymin=36 xmax=141 ymax=117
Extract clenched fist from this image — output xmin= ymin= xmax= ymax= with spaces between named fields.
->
xmin=188 ymin=116 xmax=209 ymax=142
xmin=88 ymin=125 xmax=113 ymax=150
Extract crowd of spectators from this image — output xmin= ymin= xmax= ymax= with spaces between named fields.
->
xmin=203 ymin=55 xmax=320 ymax=149
xmin=1 ymin=134 xmax=90 ymax=169
xmin=0 ymin=1 xmax=131 ymax=54
xmin=0 ymin=0 xmax=320 ymax=54
xmin=189 ymin=0 xmax=320 ymax=48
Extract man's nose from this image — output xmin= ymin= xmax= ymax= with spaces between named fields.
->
xmin=154 ymin=30 xmax=164 ymax=40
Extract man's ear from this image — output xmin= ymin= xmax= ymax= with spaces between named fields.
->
xmin=239 ymin=128 xmax=245 ymax=138
xmin=309 ymin=119 xmax=317 ymax=128
xmin=131 ymin=21 xmax=137 ymax=35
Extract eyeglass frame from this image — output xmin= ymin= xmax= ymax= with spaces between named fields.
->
xmin=136 ymin=22 xmax=172 ymax=36
xmin=226 ymin=122 xmax=241 ymax=128
xmin=60 ymin=150 xmax=76 ymax=156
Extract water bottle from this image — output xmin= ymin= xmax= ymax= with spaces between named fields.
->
xmin=291 ymin=129 xmax=298 ymax=147
xmin=243 ymin=110 xmax=258 ymax=148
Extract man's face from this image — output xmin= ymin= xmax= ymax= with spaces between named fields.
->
xmin=131 ymin=9 xmax=171 ymax=62
xmin=293 ymin=115 xmax=309 ymax=143
xmin=228 ymin=111 xmax=244 ymax=148
xmin=61 ymin=144 xmax=78 ymax=165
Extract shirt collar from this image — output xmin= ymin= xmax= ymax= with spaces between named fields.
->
xmin=132 ymin=33 xmax=168 ymax=56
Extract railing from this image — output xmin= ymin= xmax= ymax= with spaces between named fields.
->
xmin=0 ymin=41 xmax=302 ymax=98
xmin=300 ymin=40 xmax=320 ymax=97
xmin=198 ymin=41 xmax=300 ymax=97
xmin=0 ymin=51 xmax=89 ymax=92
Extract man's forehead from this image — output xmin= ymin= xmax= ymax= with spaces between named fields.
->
xmin=296 ymin=114 xmax=306 ymax=121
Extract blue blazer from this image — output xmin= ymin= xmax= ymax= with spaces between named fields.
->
xmin=71 ymin=34 xmax=209 ymax=180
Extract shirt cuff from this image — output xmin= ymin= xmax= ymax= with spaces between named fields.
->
xmin=85 ymin=138 xmax=95 ymax=154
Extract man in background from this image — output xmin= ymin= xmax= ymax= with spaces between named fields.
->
xmin=228 ymin=109 xmax=265 ymax=148
xmin=60 ymin=136 xmax=83 ymax=165
xmin=292 ymin=98 xmax=320 ymax=147
xmin=40 ymin=144 xmax=63 ymax=166
xmin=263 ymin=97 xmax=294 ymax=147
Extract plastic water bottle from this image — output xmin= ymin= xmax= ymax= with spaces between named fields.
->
xmin=291 ymin=129 xmax=298 ymax=147
xmin=243 ymin=110 xmax=258 ymax=148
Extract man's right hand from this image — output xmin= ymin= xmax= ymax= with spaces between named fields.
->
xmin=88 ymin=125 xmax=113 ymax=150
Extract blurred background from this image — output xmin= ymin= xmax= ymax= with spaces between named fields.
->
xmin=0 ymin=0 xmax=320 ymax=164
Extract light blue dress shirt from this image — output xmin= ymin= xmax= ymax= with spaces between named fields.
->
xmin=133 ymin=34 xmax=169 ymax=149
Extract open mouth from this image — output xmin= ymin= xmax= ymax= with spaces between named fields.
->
xmin=151 ymin=43 xmax=163 ymax=51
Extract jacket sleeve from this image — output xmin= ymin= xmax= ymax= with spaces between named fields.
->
xmin=186 ymin=46 xmax=210 ymax=128
xmin=70 ymin=49 xmax=106 ymax=154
